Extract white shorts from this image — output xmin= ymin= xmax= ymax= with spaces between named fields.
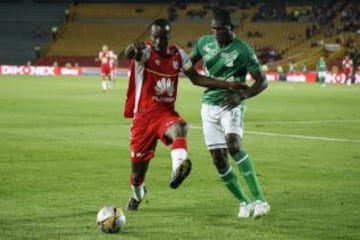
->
xmin=318 ymin=71 xmax=326 ymax=79
xmin=201 ymin=103 xmax=245 ymax=150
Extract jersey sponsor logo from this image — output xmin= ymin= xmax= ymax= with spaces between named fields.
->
xmin=153 ymin=77 xmax=175 ymax=103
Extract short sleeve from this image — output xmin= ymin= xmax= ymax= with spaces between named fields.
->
xmin=139 ymin=45 xmax=151 ymax=63
xmin=247 ymin=53 xmax=262 ymax=73
xmin=178 ymin=47 xmax=193 ymax=71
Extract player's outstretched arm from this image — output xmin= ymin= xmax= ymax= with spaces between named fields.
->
xmin=184 ymin=67 xmax=248 ymax=90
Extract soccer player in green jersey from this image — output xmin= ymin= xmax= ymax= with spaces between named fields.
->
xmin=317 ymin=57 xmax=327 ymax=85
xmin=190 ymin=8 xmax=270 ymax=218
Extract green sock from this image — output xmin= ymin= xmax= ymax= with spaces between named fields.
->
xmin=219 ymin=167 xmax=250 ymax=203
xmin=233 ymin=151 xmax=265 ymax=201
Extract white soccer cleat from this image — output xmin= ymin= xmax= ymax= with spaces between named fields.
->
xmin=253 ymin=200 xmax=270 ymax=218
xmin=238 ymin=202 xmax=253 ymax=218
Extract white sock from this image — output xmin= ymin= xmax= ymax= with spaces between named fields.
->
xmin=107 ymin=80 xmax=112 ymax=89
xmin=171 ymin=149 xmax=187 ymax=172
xmin=132 ymin=183 xmax=145 ymax=201
xmin=102 ymin=81 xmax=107 ymax=91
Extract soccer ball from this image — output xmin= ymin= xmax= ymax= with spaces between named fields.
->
xmin=96 ymin=206 xmax=126 ymax=233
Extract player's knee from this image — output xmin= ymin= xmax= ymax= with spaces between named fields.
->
xmin=167 ymin=122 xmax=188 ymax=138
xmin=177 ymin=122 xmax=188 ymax=136
xmin=210 ymin=149 xmax=228 ymax=169
xmin=226 ymin=134 xmax=242 ymax=155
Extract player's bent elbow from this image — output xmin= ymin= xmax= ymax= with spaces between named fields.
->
xmin=262 ymin=81 xmax=268 ymax=91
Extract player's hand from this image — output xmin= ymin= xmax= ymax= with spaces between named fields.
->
xmin=132 ymin=42 xmax=146 ymax=61
xmin=221 ymin=92 xmax=246 ymax=110
xmin=132 ymin=42 xmax=146 ymax=51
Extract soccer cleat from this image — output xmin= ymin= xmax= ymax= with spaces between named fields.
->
xmin=169 ymin=159 xmax=192 ymax=189
xmin=238 ymin=202 xmax=253 ymax=218
xmin=253 ymin=200 xmax=270 ymax=218
xmin=125 ymin=187 xmax=147 ymax=211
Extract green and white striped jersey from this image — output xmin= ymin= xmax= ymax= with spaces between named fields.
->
xmin=192 ymin=35 xmax=261 ymax=105
xmin=317 ymin=59 xmax=327 ymax=72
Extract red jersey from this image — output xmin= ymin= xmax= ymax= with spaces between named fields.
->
xmin=342 ymin=58 xmax=353 ymax=78
xmin=124 ymin=44 xmax=192 ymax=118
xmin=99 ymin=50 xmax=110 ymax=66
xmin=124 ymin=44 xmax=192 ymax=162
xmin=99 ymin=50 xmax=111 ymax=75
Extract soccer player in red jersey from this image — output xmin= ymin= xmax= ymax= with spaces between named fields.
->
xmin=342 ymin=55 xmax=354 ymax=86
xmin=109 ymin=50 xmax=118 ymax=87
xmin=98 ymin=44 xmax=112 ymax=91
xmin=123 ymin=18 xmax=248 ymax=210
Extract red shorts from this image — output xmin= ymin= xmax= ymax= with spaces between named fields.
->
xmin=344 ymin=68 xmax=351 ymax=78
xmin=101 ymin=64 xmax=111 ymax=75
xmin=130 ymin=110 xmax=185 ymax=163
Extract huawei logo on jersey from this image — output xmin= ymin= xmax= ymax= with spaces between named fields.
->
xmin=153 ymin=78 xmax=175 ymax=103
xmin=155 ymin=77 xmax=174 ymax=96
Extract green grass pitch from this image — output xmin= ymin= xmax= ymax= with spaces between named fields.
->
xmin=0 ymin=75 xmax=359 ymax=240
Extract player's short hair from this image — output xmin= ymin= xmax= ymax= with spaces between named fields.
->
xmin=212 ymin=8 xmax=234 ymax=28
xmin=151 ymin=19 xmax=171 ymax=32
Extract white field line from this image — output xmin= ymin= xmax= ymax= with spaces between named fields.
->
xmin=190 ymin=125 xmax=360 ymax=143
xmin=245 ymin=119 xmax=360 ymax=125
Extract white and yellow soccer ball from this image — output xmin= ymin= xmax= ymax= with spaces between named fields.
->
xmin=96 ymin=206 xmax=126 ymax=233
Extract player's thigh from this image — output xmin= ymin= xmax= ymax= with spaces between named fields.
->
xmin=156 ymin=111 xmax=185 ymax=145
xmin=220 ymin=105 xmax=244 ymax=138
xmin=130 ymin=119 xmax=158 ymax=162
xmin=201 ymin=104 xmax=227 ymax=149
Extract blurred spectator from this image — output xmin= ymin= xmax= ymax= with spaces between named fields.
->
xmin=51 ymin=26 xmax=58 ymax=41
xmin=301 ymin=63 xmax=307 ymax=72
xmin=288 ymin=62 xmax=295 ymax=72
xmin=34 ymin=46 xmax=41 ymax=59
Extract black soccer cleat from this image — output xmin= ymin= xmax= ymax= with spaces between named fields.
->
xmin=126 ymin=187 xmax=147 ymax=211
xmin=169 ymin=159 xmax=192 ymax=189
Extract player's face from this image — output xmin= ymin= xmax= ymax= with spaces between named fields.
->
xmin=151 ymin=25 xmax=170 ymax=55
xmin=211 ymin=20 xmax=233 ymax=48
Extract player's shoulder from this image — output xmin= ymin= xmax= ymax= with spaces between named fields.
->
xmin=196 ymin=35 xmax=215 ymax=44
xmin=234 ymin=37 xmax=252 ymax=48
xmin=233 ymin=37 xmax=255 ymax=53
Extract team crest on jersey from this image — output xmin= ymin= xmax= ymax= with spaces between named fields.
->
xmin=155 ymin=59 xmax=161 ymax=65
xmin=172 ymin=60 xmax=179 ymax=70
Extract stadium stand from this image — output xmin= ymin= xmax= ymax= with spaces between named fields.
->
xmin=0 ymin=2 xmax=66 ymax=65
xmin=2 ymin=0 xmax=357 ymax=72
